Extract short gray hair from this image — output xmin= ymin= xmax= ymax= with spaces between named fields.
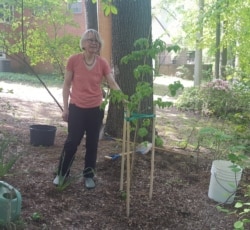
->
xmin=80 ymin=29 xmax=103 ymax=50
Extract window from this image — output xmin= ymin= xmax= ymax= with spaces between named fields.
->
xmin=68 ymin=0 xmax=82 ymax=14
xmin=0 ymin=4 xmax=14 ymax=23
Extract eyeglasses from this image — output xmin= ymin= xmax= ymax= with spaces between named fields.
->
xmin=86 ymin=38 xmax=99 ymax=44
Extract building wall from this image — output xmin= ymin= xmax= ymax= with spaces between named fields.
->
xmin=0 ymin=1 xmax=86 ymax=74
xmin=33 ymin=2 xmax=86 ymax=74
xmin=98 ymin=1 xmax=112 ymax=66
xmin=159 ymin=63 xmax=213 ymax=79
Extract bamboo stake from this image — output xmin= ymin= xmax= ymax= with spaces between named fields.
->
xmin=120 ymin=108 xmax=127 ymax=191
xmin=149 ymin=106 xmax=156 ymax=199
xmin=126 ymin=108 xmax=131 ymax=217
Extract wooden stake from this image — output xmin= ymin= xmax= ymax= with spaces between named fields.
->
xmin=126 ymin=108 xmax=131 ymax=217
xmin=120 ymin=107 xmax=127 ymax=191
xmin=149 ymin=106 xmax=156 ymax=199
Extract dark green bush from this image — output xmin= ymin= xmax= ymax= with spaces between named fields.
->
xmin=175 ymin=79 xmax=250 ymax=154
xmin=174 ymin=87 xmax=203 ymax=111
xmin=175 ymin=79 xmax=250 ymax=117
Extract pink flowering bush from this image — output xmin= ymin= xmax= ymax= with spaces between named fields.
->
xmin=176 ymin=79 xmax=245 ymax=116
xmin=176 ymin=79 xmax=249 ymax=117
xmin=200 ymin=79 xmax=234 ymax=116
xmin=203 ymin=79 xmax=230 ymax=92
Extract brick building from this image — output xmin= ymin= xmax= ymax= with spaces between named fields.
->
xmin=0 ymin=1 xmax=112 ymax=74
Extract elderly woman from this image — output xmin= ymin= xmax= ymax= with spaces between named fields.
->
xmin=53 ymin=29 xmax=121 ymax=189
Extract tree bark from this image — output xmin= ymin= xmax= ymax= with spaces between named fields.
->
xmin=105 ymin=0 xmax=153 ymax=140
xmin=221 ymin=20 xmax=228 ymax=79
xmin=84 ymin=0 xmax=98 ymax=30
xmin=194 ymin=0 xmax=204 ymax=86
xmin=215 ymin=13 xmax=220 ymax=79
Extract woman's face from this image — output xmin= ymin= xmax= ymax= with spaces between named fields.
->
xmin=83 ymin=32 xmax=100 ymax=54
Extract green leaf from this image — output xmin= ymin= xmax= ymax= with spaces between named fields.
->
xmin=168 ymin=81 xmax=184 ymax=96
xmin=235 ymin=202 xmax=243 ymax=208
xmin=110 ymin=5 xmax=118 ymax=14
xmin=234 ymin=220 xmax=244 ymax=229
xmin=216 ymin=205 xmax=230 ymax=213
xmin=166 ymin=44 xmax=181 ymax=53
xmin=31 ymin=212 xmax=42 ymax=221
xmin=229 ymin=165 xmax=242 ymax=173
xmin=154 ymin=98 xmax=173 ymax=109
xmin=138 ymin=127 xmax=148 ymax=138
xmin=104 ymin=6 xmax=111 ymax=16
xmin=228 ymin=153 xmax=239 ymax=162
xmin=155 ymin=136 xmax=164 ymax=147
xmin=242 ymin=218 xmax=250 ymax=223
xmin=243 ymin=208 xmax=250 ymax=213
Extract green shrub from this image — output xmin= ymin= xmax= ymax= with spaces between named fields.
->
xmin=176 ymin=79 xmax=250 ymax=157
xmin=197 ymin=127 xmax=233 ymax=159
xmin=200 ymin=79 xmax=236 ymax=116
xmin=175 ymin=87 xmax=203 ymax=111
xmin=0 ymin=139 xmax=19 ymax=178
xmin=231 ymin=82 xmax=250 ymax=114
xmin=175 ymin=79 xmax=250 ymax=117
xmin=0 ymin=72 xmax=63 ymax=87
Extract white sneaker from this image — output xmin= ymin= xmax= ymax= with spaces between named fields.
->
xmin=53 ymin=175 xmax=70 ymax=186
xmin=53 ymin=175 xmax=60 ymax=185
xmin=84 ymin=177 xmax=96 ymax=189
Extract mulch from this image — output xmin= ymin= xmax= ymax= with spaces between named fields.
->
xmin=0 ymin=96 xmax=249 ymax=230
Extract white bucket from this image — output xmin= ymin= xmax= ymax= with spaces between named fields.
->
xmin=208 ymin=160 xmax=243 ymax=204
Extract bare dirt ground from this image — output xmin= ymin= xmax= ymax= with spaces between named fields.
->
xmin=0 ymin=82 xmax=249 ymax=230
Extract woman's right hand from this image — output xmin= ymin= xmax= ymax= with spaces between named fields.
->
xmin=62 ymin=109 xmax=69 ymax=122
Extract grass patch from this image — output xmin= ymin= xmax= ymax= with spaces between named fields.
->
xmin=154 ymin=83 xmax=170 ymax=96
xmin=0 ymin=72 xmax=63 ymax=88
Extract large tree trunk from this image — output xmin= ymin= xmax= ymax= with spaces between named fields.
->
xmin=105 ymin=0 xmax=153 ymax=140
xmin=84 ymin=0 xmax=98 ymax=30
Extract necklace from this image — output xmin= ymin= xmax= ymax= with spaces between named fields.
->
xmin=83 ymin=54 xmax=95 ymax=66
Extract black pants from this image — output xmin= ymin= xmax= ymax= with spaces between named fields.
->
xmin=57 ymin=104 xmax=102 ymax=178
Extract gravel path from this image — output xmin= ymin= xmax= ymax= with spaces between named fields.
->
xmin=1 ymin=81 xmax=63 ymax=104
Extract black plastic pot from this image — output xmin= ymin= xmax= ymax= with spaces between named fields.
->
xmin=30 ymin=125 xmax=57 ymax=146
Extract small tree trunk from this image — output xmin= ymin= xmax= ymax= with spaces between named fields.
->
xmin=194 ymin=0 xmax=204 ymax=86
xmin=221 ymin=20 xmax=228 ymax=79
xmin=215 ymin=13 xmax=221 ymax=79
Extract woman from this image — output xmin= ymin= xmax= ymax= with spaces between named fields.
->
xmin=53 ymin=29 xmax=121 ymax=189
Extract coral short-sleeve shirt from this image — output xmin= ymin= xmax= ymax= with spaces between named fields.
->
xmin=66 ymin=53 xmax=111 ymax=108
